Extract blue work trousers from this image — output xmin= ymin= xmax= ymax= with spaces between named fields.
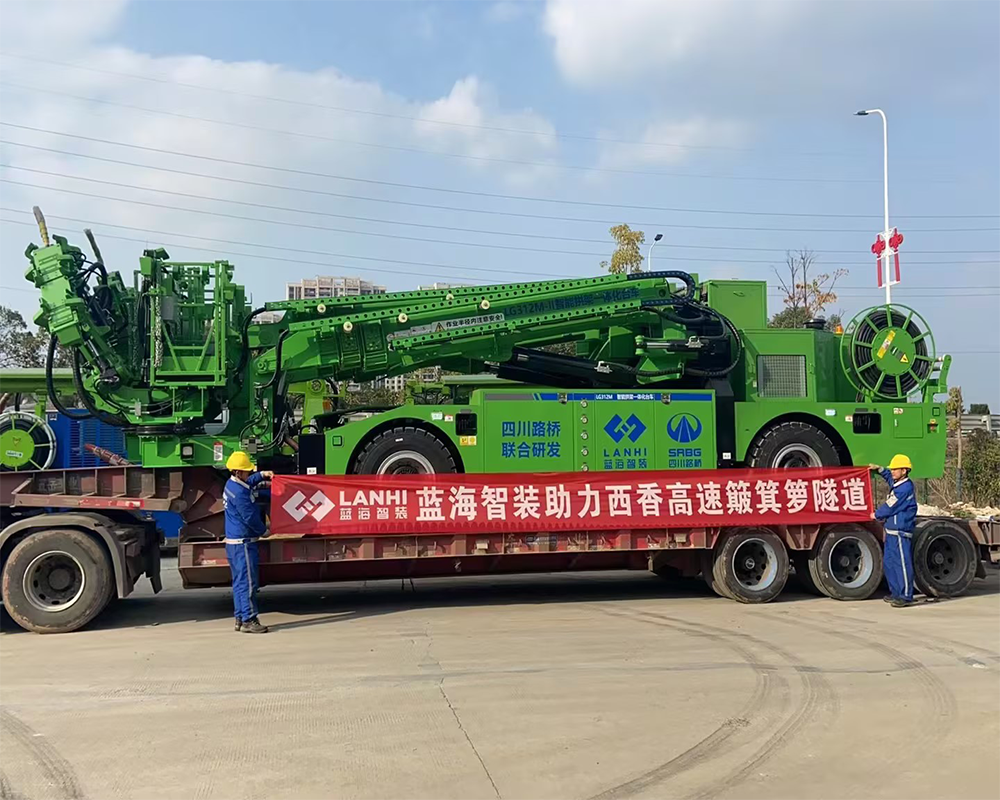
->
xmin=226 ymin=540 xmax=260 ymax=622
xmin=883 ymin=531 xmax=914 ymax=602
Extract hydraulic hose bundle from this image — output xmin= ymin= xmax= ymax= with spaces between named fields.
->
xmin=634 ymin=270 xmax=743 ymax=379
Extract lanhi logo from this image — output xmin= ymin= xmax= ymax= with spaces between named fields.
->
xmin=604 ymin=413 xmax=647 ymax=443
xmin=666 ymin=413 xmax=703 ymax=443
xmin=282 ymin=490 xmax=335 ymax=522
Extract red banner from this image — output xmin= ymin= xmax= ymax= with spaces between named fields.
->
xmin=270 ymin=467 xmax=873 ymax=536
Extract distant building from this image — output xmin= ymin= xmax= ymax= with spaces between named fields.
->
xmin=286 ymin=275 xmax=386 ymax=300
xmin=373 ymin=367 xmax=444 ymax=393
xmin=417 ymin=282 xmax=472 ymax=291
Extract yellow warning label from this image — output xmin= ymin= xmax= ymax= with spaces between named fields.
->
xmin=876 ymin=329 xmax=896 ymax=359
xmin=459 ymin=436 xmax=477 ymax=447
xmin=900 ymin=353 xmax=909 ymax=364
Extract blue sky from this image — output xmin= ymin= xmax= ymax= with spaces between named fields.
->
xmin=1 ymin=0 xmax=998 ymax=405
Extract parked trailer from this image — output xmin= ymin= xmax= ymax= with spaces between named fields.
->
xmin=1 ymin=465 xmax=996 ymax=633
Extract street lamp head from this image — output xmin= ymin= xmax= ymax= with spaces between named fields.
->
xmin=654 ymin=233 xmax=663 ymax=242
xmin=855 ymin=110 xmax=869 ymax=116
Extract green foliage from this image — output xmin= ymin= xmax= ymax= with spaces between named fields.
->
xmin=345 ymin=382 xmax=401 ymax=408
xmin=969 ymin=403 xmax=991 ymax=414
xmin=768 ymin=306 xmax=842 ymax=331
xmin=0 ymin=305 xmax=72 ymax=369
xmin=768 ymin=250 xmax=847 ymax=328
xmin=963 ymin=429 xmax=1000 ymax=506
xmin=946 ymin=386 xmax=964 ymax=435
xmin=0 ymin=306 xmax=44 ymax=368
xmin=599 ymin=224 xmax=645 ymax=275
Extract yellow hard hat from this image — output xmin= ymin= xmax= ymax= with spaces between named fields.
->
xmin=888 ymin=453 xmax=912 ymax=470
xmin=226 ymin=451 xmax=255 ymax=472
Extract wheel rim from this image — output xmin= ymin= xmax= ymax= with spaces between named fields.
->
xmin=732 ymin=538 xmax=779 ymax=592
xmin=924 ymin=533 xmax=967 ymax=586
xmin=827 ymin=536 xmax=875 ymax=589
xmin=22 ymin=551 xmax=87 ymax=612
xmin=377 ymin=450 xmax=434 ymax=475
xmin=770 ymin=443 xmax=822 ymax=469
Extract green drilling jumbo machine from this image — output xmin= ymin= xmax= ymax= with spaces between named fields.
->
xmin=17 ymin=210 xmax=950 ymax=476
xmin=4 ymin=209 xmax=989 ymax=635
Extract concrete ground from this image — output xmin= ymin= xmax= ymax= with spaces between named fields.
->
xmin=1 ymin=562 xmax=998 ymax=800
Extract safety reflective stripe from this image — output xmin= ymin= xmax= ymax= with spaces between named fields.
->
xmin=244 ymin=541 xmax=256 ymax=620
xmin=224 ymin=538 xmax=260 ymax=544
xmin=884 ymin=530 xmax=912 ymax=538
xmin=896 ymin=534 xmax=911 ymax=597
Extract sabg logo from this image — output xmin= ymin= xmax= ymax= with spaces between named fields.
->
xmin=604 ymin=413 xmax=647 ymax=443
xmin=667 ymin=413 xmax=703 ymax=444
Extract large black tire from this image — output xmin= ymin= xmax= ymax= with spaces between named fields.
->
xmin=747 ymin=421 xmax=841 ymax=469
xmin=1 ymin=529 xmax=114 ymax=633
xmin=806 ymin=524 xmax=883 ymax=601
xmin=352 ymin=426 xmax=458 ymax=475
xmin=912 ymin=519 xmax=978 ymax=598
xmin=710 ymin=528 xmax=789 ymax=603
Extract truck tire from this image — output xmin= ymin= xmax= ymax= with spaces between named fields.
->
xmin=353 ymin=426 xmax=458 ymax=475
xmin=1 ymin=529 xmax=113 ymax=633
xmin=709 ymin=528 xmax=789 ymax=603
xmin=912 ymin=519 xmax=978 ymax=598
xmin=747 ymin=421 xmax=841 ymax=469
xmin=806 ymin=525 xmax=883 ymax=601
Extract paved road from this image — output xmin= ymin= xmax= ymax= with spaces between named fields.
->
xmin=2 ymin=562 xmax=998 ymax=800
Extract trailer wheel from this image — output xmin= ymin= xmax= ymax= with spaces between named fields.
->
xmin=710 ymin=528 xmax=789 ymax=603
xmin=912 ymin=519 xmax=978 ymax=598
xmin=353 ymin=426 xmax=458 ymax=475
xmin=747 ymin=421 xmax=841 ymax=469
xmin=806 ymin=525 xmax=882 ymax=601
xmin=1 ymin=529 xmax=113 ymax=633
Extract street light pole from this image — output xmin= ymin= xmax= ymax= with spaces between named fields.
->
xmin=856 ymin=108 xmax=891 ymax=305
xmin=647 ymin=233 xmax=663 ymax=272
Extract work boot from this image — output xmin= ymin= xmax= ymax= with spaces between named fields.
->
xmin=890 ymin=598 xmax=915 ymax=608
xmin=241 ymin=617 xmax=269 ymax=634
xmin=882 ymin=595 xmax=895 ymax=603
xmin=234 ymin=619 xmax=243 ymax=632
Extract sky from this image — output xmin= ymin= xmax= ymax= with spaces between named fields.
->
xmin=0 ymin=0 xmax=998 ymax=406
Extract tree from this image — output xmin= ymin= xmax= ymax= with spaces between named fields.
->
xmin=768 ymin=250 xmax=847 ymax=329
xmin=599 ymin=224 xmax=645 ymax=275
xmin=0 ymin=306 xmax=44 ymax=368
xmin=969 ymin=403 xmax=991 ymax=415
xmin=964 ymin=429 xmax=1000 ymax=506
xmin=946 ymin=386 xmax=964 ymax=435
xmin=0 ymin=305 xmax=74 ymax=370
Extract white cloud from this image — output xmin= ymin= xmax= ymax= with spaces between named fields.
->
xmin=413 ymin=76 xmax=558 ymax=184
xmin=543 ymin=0 xmax=794 ymax=87
xmin=596 ymin=116 xmax=751 ymax=170
xmin=0 ymin=2 xmax=562 ymax=317
xmin=0 ymin=0 xmax=129 ymax=50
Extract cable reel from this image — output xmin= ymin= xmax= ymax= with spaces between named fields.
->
xmin=840 ymin=304 xmax=935 ymax=400
xmin=0 ymin=411 xmax=57 ymax=471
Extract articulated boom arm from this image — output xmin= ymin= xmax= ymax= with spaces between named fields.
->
xmin=252 ymin=270 xmax=738 ymax=390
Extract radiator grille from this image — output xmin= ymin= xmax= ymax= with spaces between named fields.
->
xmin=758 ymin=355 xmax=807 ymax=398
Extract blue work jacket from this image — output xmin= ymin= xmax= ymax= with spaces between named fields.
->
xmin=224 ymin=472 xmax=268 ymax=541
xmin=873 ymin=468 xmax=917 ymax=535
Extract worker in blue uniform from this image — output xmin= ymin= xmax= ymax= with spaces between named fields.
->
xmin=870 ymin=454 xmax=917 ymax=608
xmin=224 ymin=451 xmax=274 ymax=633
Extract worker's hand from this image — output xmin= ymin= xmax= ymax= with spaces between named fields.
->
xmin=867 ymin=464 xmax=880 ymax=471
xmin=260 ymin=470 xmax=275 ymax=479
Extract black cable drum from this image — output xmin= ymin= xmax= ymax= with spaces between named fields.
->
xmin=0 ymin=412 xmax=57 ymax=471
xmin=851 ymin=307 xmax=932 ymax=398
